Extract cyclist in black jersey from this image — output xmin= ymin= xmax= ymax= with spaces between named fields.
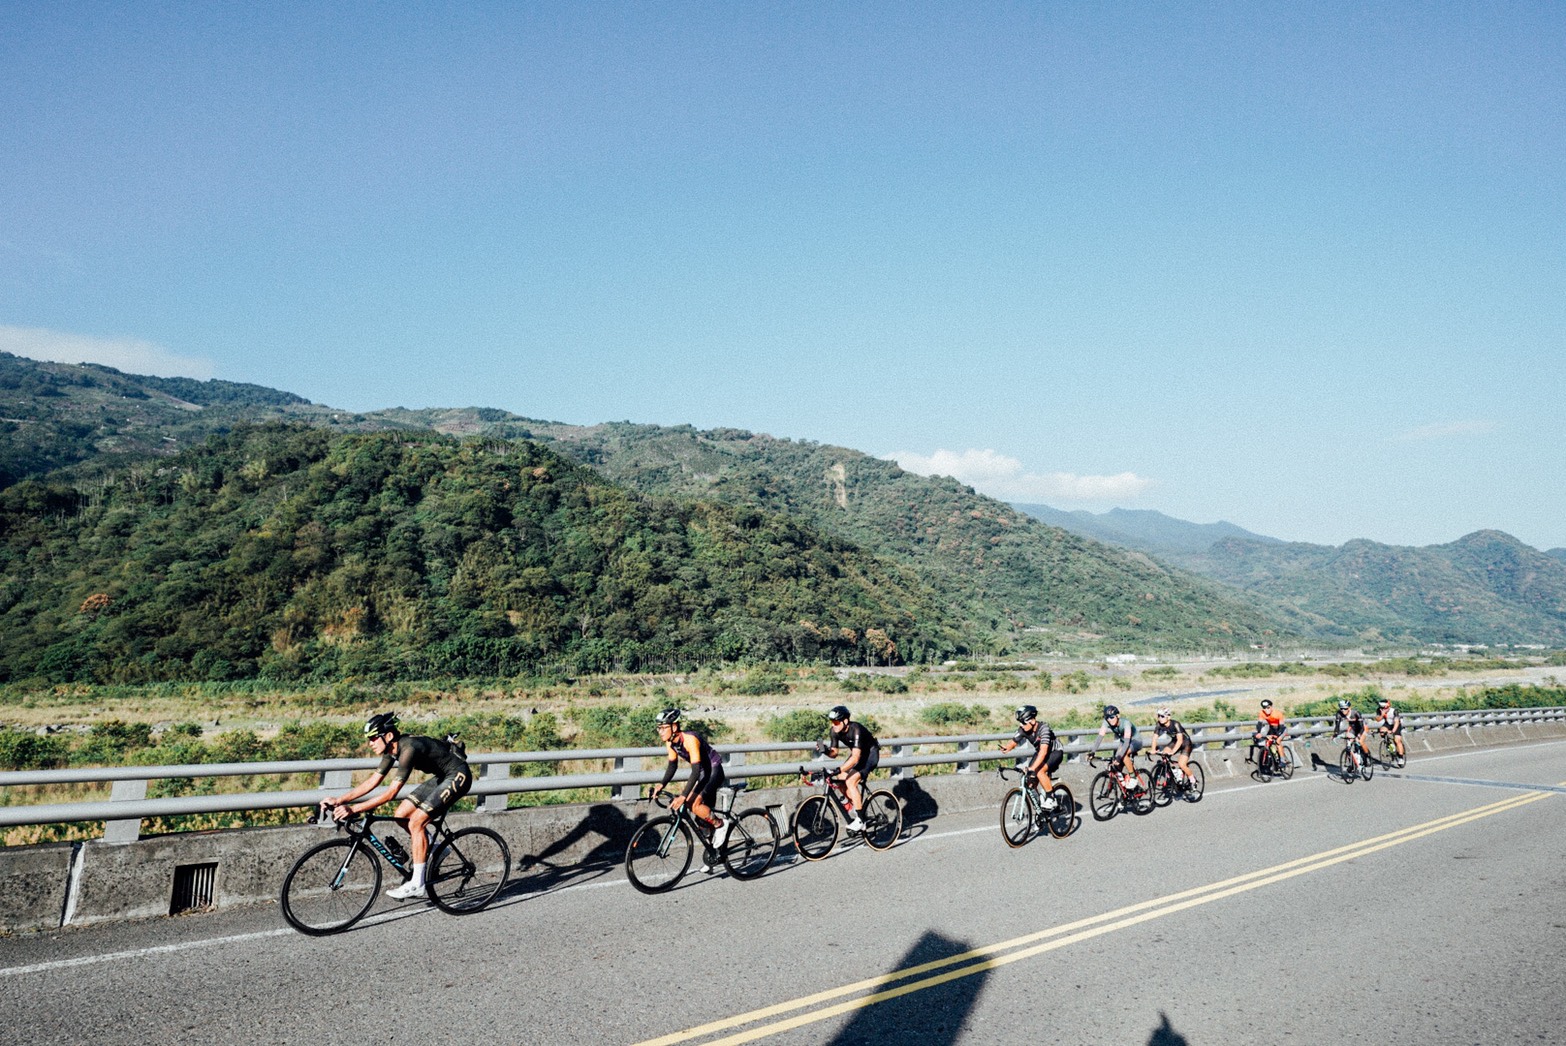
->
xmin=1333 ymin=700 xmax=1370 ymax=761
xmin=1094 ymin=705 xmax=1142 ymax=784
xmin=648 ymin=708 xmax=729 ymax=849
xmin=817 ymin=705 xmax=879 ymax=833
xmin=1150 ymin=707 xmax=1197 ymax=787
xmin=323 ymin=712 xmax=472 ymax=900
xmin=998 ymin=705 xmax=1063 ymax=808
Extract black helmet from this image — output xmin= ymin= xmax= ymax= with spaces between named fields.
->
xmin=1260 ymin=699 xmax=1274 ymax=710
xmin=1338 ymin=699 xmax=1350 ymax=711
xmin=1102 ymin=705 xmax=1120 ymax=721
xmin=364 ymin=712 xmax=399 ymax=738
xmin=828 ymin=705 xmax=850 ymax=723
xmin=655 ymin=708 xmax=681 ymax=727
xmin=1015 ymin=704 xmax=1038 ymax=725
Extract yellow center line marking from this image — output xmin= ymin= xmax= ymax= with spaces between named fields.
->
xmin=632 ymin=786 xmax=1558 ymax=1046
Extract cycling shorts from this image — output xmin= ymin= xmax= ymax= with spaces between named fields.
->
xmin=1114 ymin=737 xmax=1144 ymax=762
xmin=844 ymin=747 xmax=881 ymax=778
xmin=410 ymin=767 xmax=472 ymax=816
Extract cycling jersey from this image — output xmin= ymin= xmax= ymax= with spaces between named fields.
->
xmin=829 ymin=721 xmax=879 ymax=754
xmin=376 ymin=735 xmax=472 ymax=816
xmin=1155 ymin=719 xmax=1193 ymax=754
xmin=1012 ymin=721 xmax=1063 ymax=775
xmin=1376 ymin=707 xmax=1404 ymax=734
xmin=1334 ymin=710 xmax=1366 ymax=737
xmin=1105 ymin=718 xmax=1141 ymax=760
xmin=660 ymin=730 xmax=726 ymax=804
xmin=1257 ymin=709 xmax=1286 ymax=736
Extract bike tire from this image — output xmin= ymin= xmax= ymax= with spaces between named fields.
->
xmin=792 ymin=794 xmax=839 ymax=861
xmin=1149 ymin=762 xmax=1174 ymax=808
xmin=427 ymin=826 xmax=511 ymax=914
xmin=1089 ymin=771 xmax=1120 ymax=821
xmin=722 ymin=808 xmax=780 ymax=881
xmin=1000 ymin=787 xmax=1033 ymax=848
xmin=1276 ymin=745 xmax=1295 ymax=780
xmin=280 ymin=837 xmax=382 ymax=936
xmin=1387 ymin=742 xmax=1406 ymax=769
xmin=1130 ymin=769 xmax=1155 ymax=815
xmin=1252 ymin=748 xmax=1271 ymax=782
xmin=1360 ymin=749 xmax=1374 ymax=781
xmin=1044 ymin=784 xmax=1076 ymax=839
xmin=861 ymin=790 xmax=902 ymax=851
xmin=1184 ymin=761 xmax=1206 ymax=803
xmin=625 ymin=816 xmax=694 ymax=893
xmin=1339 ymin=748 xmax=1356 ymax=784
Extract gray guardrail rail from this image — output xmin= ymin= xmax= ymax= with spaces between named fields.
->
xmin=4 ymin=707 xmax=1562 ymax=842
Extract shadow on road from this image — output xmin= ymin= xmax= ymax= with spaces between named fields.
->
xmin=1147 ymin=1011 xmax=1192 ymax=1046
xmin=823 ymin=930 xmax=986 ymax=1046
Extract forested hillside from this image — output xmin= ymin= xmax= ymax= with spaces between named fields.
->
xmin=0 ymin=425 xmax=962 ymax=683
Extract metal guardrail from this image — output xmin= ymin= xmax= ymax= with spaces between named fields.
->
xmin=2 ymin=707 xmax=1562 ymax=841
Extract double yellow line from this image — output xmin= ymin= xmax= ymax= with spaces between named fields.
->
xmin=633 ymin=785 xmax=1556 ymax=1046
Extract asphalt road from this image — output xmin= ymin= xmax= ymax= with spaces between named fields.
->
xmin=5 ymin=740 xmax=1564 ymax=1046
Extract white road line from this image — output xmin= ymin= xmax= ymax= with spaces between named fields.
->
xmin=1 ymin=927 xmax=292 ymax=978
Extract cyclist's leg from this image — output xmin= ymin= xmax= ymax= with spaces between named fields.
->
xmin=843 ymin=770 xmax=865 ymax=814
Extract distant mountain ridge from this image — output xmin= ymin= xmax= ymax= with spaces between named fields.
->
xmin=1011 ymin=504 xmax=1281 ymax=557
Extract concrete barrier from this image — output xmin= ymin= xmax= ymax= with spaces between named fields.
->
xmin=3 ymin=721 xmax=1563 ymax=936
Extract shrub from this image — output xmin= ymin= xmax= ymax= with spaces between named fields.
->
xmin=1061 ymin=671 xmax=1092 ymax=694
xmin=762 ymin=709 xmax=828 ymax=743
xmin=919 ymin=702 xmax=990 ymax=729
xmin=719 ymin=667 xmax=791 ymax=696
xmin=871 ymin=675 xmax=908 ymax=694
xmin=0 ymin=730 xmax=68 ymax=770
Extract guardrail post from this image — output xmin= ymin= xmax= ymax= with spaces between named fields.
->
xmin=724 ymin=751 xmax=747 ymax=791
xmin=481 ymin=762 xmax=511 ymax=813
xmin=321 ymin=769 xmax=353 ymax=791
xmin=102 ymin=779 xmax=147 ymax=844
xmin=889 ymin=744 xmax=909 ymax=780
xmin=956 ymin=740 xmax=979 ymax=773
xmin=611 ymin=756 xmax=641 ymax=801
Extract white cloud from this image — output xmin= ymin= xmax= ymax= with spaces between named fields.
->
xmin=885 ymin=447 xmax=1152 ymax=504
xmin=0 ymin=325 xmax=215 ymax=379
xmin=1397 ymin=420 xmax=1497 ymax=442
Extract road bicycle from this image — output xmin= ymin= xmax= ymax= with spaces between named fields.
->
xmin=1339 ymin=735 xmax=1374 ymax=783
xmin=1249 ymin=736 xmax=1295 ymax=782
xmin=280 ymin=809 xmax=511 ymax=935
xmin=1146 ymin=750 xmax=1205 ymax=807
xmin=1086 ymin=754 xmax=1154 ymax=820
xmin=624 ymin=790 xmax=780 ymax=894
xmin=1378 ymin=730 xmax=1407 ymax=769
xmin=791 ymin=766 xmax=903 ymax=860
xmin=996 ymin=765 xmax=1076 ymax=846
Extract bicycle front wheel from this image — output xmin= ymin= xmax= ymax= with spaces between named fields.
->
xmin=1044 ymin=784 xmax=1076 ymax=839
xmin=626 ymin=816 xmax=694 ymax=893
xmin=1389 ymin=744 xmax=1406 ymax=770
xmin=1339 ymin=749 xmax=1356 ymax=784
xmin=281 ymin=838 xmax=382 ymax=936
xmin=1090 ymin=771 xmax=1120 ymax=821
xmin=428 ymin=827 xmax=511 ymax=914
xmin=860 ymin=791 xmax=902 ymax=851
xmin=1000 ymin=787 xmax=1034 ymax=848
xmin=1276 ymin=745 xmax=1295 ymax=780
xmin=722 ymin=808 xmax=780 ymax=881
xmin=1130 ymin=770 xmax=1155 ymax=815
xmin=1149 ymin=763 xmax=1174 ymax=808
xmin=1359 ymin=749 xmax=1374 ymax=781
xmin=792 ymin=794 xmax=839 ymax=861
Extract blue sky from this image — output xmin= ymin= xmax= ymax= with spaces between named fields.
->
xmin=3 ymin=3 xmax=1562 ymax=550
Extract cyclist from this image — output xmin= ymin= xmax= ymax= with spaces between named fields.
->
xmin=1094 ymin=705 xmax=1142 ymax=788
xmin=1149 ymin=707 xmax=1197 ymax=789
xmin=817 ymin=705 xmax=879 ymax=834
xmin=648 ymin=708 xmax=729 ymax=851
xmin=323 ymin=712 xmax=472 ymax=901
xmin=1374 ymin=698 xmax=1406 ymax=763
xmin=998 ymin=705 xmax=1064 ymax=810
xmin=1334 ymin=699 xmax=1370 ymax=765
xmin=1250 ymin=699 xmax=1288 ymax=772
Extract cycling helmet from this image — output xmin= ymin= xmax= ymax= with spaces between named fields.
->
xmin=1015 ymin=704 xmax=1038 ymax=725
xmin=1338 ymin=699 xmax=1351 ymax=711
xmin=1156 ymin=707 xmax=1172 ymax=719
xmin=655 ymin=708 xmax=681 ymax=727
xmin=1102 ymin=705 xmax=1120 ymax=721
xmin=364 ymin=712 xmax=399 ymax=738
xmin=1260 ymin=699 xmax=1273 ymax=710
xmin=828 ymin=705 xmax=850 ymax=723
xmin=1378 ymin=699 xmax=1391 ymax=707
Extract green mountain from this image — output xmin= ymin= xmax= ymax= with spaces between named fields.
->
xmin=0 ymin=425 xmax=961 ymax=683
xmin=1182 ymin=531 xmax=1566 ymax=645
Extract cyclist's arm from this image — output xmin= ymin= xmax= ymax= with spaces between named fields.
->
xmin=328 ymin=771 xmax=385 ymax=809
xmin=338 ymin=772 xmax=401 ymax=817
xmin=837 ymin=746 xmax=863 ymax=775
xmin=650 ymin=746 xmax=679 ymax=797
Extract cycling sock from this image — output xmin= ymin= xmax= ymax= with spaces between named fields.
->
xmin=410 ymin=862 xmax=426 ymax=888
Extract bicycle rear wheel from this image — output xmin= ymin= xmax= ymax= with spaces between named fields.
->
xmin=1130 ymin=769 xmax=1155 ymax=815
xmin=281 ymin=838 xmax=382 ymax=936
xmin=1044 ymin=784 xmax=1076 ymax=839
xmin=625 ymin=816 xmax=694 ymax=893
xmin=1000 ymin=787 xmax=1034 ymax=848
xmin=860 ymin=790 xmax=902 ymax=851
xmin=722 ymin=808 xmax=779 ymax=880
xmin=428 ymin=827 xmax=511 ymax=914
xmin=792 ymin=795 xmax=839 ymax=861
xmin=1089 ymin=771 xmax=1120 ymax=821
xmin=1183 ymin=761 xmax=1206 ymax=802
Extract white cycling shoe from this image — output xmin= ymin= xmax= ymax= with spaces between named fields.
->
xmin=386 ymin=880 xmax=426 ymax=901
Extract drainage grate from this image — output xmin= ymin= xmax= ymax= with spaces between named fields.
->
xmin=170 ymin=862 xmax=218 ymax=915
